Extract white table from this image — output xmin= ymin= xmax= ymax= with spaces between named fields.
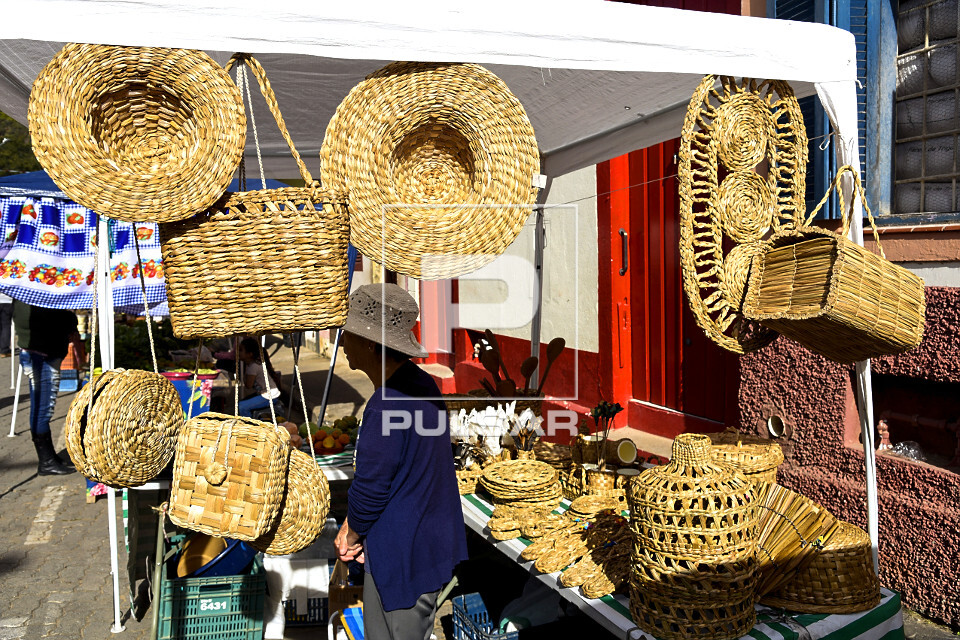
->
xmin=460 ymin=492 xmax=905 ymax=640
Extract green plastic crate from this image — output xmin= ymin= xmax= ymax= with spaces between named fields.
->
xmin=158 ymin=544 xmax=266 ymax=640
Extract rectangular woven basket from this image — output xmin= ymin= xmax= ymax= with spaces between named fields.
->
xmin=160 ymin=188 xmax=349 ymax=339
xmin=159 ymin=52 xmax=350 ymax=340
xmin=168 ymin=413 xmax=290 ymax=541
xmin=742 ymin=228 xmax=925 ymax=364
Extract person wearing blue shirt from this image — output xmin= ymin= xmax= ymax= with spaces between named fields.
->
xmin=335 ymin=283 xmax=467 ymax=640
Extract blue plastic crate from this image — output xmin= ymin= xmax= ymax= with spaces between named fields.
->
xmin=452 ymin=593 xmax=518 ymax=640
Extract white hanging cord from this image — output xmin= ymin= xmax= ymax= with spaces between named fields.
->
xmin=258 ymin=340 xmax=278 ymax=427
xmin=234 ymin=340 xmax=241 ymax=417
xmin=132 ymin=231 xmax=158 ymax=374
xmin=292 ymin=337 xmax=318 ymax=465
xmin=86 ymin=229 xmax=103 ymax=420
xmin=238 ymin=63 xmax=267 ymax=190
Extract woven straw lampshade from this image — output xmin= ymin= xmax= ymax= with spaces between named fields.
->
xmin=29 ymin=44 xmax=246 ymax=223
xmin=321 ymin=62 xmax=540 ymax=279
xmin=679 ymin=75 xmax=808 ymax=355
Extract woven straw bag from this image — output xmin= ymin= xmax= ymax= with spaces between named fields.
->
xmin=64 ymin=370 xmax=183 ymax=488
xmin=252 ymin=449 xmax=331 ymax=556
xmin=761 ymin=521 xmax=881 ymax=613
xmin=321 ymin=62 xmax=540 ymax=279
xmin=679 ymin=75 xmax=808 ymax=355
xmin=168 ymin=412 xmax=291 ymax=541
xmin=160 ymin=53 xmax=349 ymax=339
xmin=28 ymin=44 xmax=245 ymax=223
xmin=742 ymin=166 xmax=926 ymax=364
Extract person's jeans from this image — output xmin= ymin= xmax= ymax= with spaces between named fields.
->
xmin=237 ymin=394 xmax=271 ymax=418
xmin=19 ymin=350 xmax=61 ymax=436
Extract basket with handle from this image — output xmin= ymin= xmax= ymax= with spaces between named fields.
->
xmin=742 ymin=166 xmax=926 ymax=364
xmin=168 ymin=412 xmax=291 ymax=541
xmin=160 ymin=53 xmax=350 ymax=339
xmin=707 ymin=428 xmax=784 ymax=488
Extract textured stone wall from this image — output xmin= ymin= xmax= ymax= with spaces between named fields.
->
xmin=739 ymin=286 xmax=960 ymax=629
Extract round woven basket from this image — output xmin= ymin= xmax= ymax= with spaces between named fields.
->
xmin=456 ymin=467 xmax=483 ymax=495
xmin=65 ymin=371 xmax=119 ymax=482
xmin=679 ymin=75 xmax=808 ymax=355
xmin=320 ymin=62 xmax=540 ymax=279
xmin=628 ymin=434 xmax=760 ymax=560
xmin=28 ymin=44 xmax=245 ymax=223
xmin=252 ymin=449 xmax=331 ymax=556
xmin=630 ymin=553 xmax=758 ymax=640
xmin=83 ymin=370 xmax=184 ymax=488
xmin=761 ymin=521 xmax=881 ymax=613
xmin=169 ymin=412 xmax=290 ymax=541
xmin=707 ymin=428 xmax=784 ymax=487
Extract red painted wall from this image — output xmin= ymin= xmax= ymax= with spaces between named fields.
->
xmin=739 ymin=286 xmax=960 ymax=629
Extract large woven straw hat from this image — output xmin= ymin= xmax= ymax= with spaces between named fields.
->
xmin=29 ymin=44 xmax=246 ymax=223
xmin=321 ymin=62 xmax=540 ymax=280
xmin=343 ymin=283 xmax=427 ymax=358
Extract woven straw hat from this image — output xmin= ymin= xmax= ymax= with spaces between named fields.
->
xmin=28 ymin=44 xmax=246 ymax=223
xmin=321 ymin=62 xmax=540 ymax=280
xmin=343 ymin=283 xmax=427 ymax=358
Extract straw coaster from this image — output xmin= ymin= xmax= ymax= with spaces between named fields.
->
xmin=490 ymin=528 xmax=522 ymax=541
xmin=581 ymin=552 xmax=632 ymax=599
xmin=521 ymin=513 xmax=566 ymax=539
xmin=488 ymin=517 xmax=522 ymax=532
xmin=520 ymin=523 xmax=579 ymax=562
xmin=320 ymin=62 xmax=540 ymax=279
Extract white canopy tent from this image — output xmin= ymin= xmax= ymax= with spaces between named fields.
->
xmin=0 ymin=2 xmax=878 ymax=636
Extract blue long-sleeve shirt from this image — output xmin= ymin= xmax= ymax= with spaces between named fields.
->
xmin=347 ymin=360 xmax=468 ymax=611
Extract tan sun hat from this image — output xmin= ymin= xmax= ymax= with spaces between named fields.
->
xmin=320 ymin=62 xmax=540 ymax=280
xmin=343 ymin=283 xmax=427 ymax=358
xmin=28 ymin=44 xmax=246 ymax=223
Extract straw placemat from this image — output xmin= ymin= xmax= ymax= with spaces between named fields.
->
xmin=679 ymin=75 xmax=807 ymax=355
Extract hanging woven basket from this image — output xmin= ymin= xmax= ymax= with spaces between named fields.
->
xmin=320 ymin=62 xmax=540 ymax=279
xmin=160 ymin=54 xmax=350 ymax=339
xmin=168 ymin=412 xmax=291 ymax=541
xmin=679 ymin=75 xmax=808 ymax=355
xmin=28 ymin=44 xmax=245 ymax=223
xmin=742 ymin=166 xmax=926 ymax=364
xmin=65 ymin=369 xmax=182 ymax=488
xmin=760 ymin=521 xmax=881 ymax=613
xmin=252 ymin=449 xmax=331 ymax=555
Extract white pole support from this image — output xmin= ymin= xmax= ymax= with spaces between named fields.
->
xmin=856 ymin=360 xmax=880 ymax=573
xmin=10 ymin=318 xmax=15 ymax=389
xmin=8 ymin=363 xmax=21 ymax=437
xmin=107 ymin=486 xmax=125 ymax=633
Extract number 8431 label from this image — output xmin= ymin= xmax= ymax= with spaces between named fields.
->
xmin=198 ymin=597 xmax=231 ymax=614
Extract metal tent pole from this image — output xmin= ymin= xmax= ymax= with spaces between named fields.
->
xmin=9 ymin=318 xmax=14 ymax=388
xmin=315 ymin=328 xmax=343 ymax=428
xmin=530 ymin=206 xmax=545 ymax=372
xmin=7 ymin=363 xmax=21 ymax=437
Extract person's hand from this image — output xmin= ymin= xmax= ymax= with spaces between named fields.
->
xmin=334 ymin=519 xmax=362 ymax=562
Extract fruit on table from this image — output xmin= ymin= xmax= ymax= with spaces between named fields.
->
xmin=331 ymin=428 xmax=342 ymax=439
xmin=299 ymin=422 xmax=320 ymax=438
xmin=338 ymin=434 xmax=351 ymax=446
xmin=322 ymin=436 xmax=336 ymax=449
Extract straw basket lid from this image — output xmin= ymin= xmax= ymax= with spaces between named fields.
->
xmin=320 ymin=62 xmax=540 ymax=279
xmin=628 ymin=433 xmax=760 ymax=560
xmin=679 ymin=75 xmax=808 ymax=355
xmin=28 ymin=44 xmax=246 ymax=223
xmin=761 ymin=521 xmax=881 ymax=613
xmin=84 ymin=369 xmax=184 ymax=488
xmin=252 ymin=449 xmax=331 ymax=556
xmin=707 ymin=428 xmax=784 ymax=476
xmin=169 ymin=413 xmax=291 ymax=541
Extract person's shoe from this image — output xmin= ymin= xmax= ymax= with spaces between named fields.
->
xmin=32 ymin=433 xmax=76 ymax=476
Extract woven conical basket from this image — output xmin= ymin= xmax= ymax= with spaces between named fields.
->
xmin=29 ymin=44 xmax=245 ymax=223
xmin=321 ymin=62 xmax=540 ymax=279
